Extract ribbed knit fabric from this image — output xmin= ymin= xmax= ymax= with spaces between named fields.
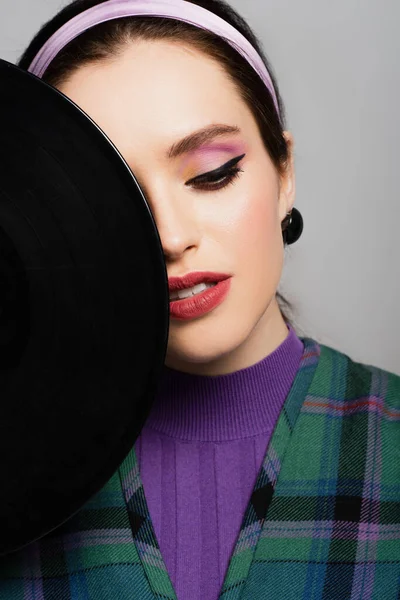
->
xmin=134 ymin=322 xmax=304 ymax=600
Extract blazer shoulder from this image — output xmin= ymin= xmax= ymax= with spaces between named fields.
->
xmin=315 ymin=340 xmax=400 ymax=411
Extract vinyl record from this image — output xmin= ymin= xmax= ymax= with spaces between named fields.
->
xmin=0 ymin=59 xmax=169 ymax=556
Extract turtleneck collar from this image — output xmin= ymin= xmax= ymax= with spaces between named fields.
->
xmin=144 ymin=323 xmax=304 ymax=442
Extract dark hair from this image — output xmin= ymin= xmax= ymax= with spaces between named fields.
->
xmin=18 ymin=0 xmax=297 ymax=330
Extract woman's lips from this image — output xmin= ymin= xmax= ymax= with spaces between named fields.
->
xmin=168 ymin=271 xmax=232 ymax=293
xmin=169 ymin=278 xmax=232 ymax=321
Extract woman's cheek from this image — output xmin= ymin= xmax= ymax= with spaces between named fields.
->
xmin=233 ymin=185 xmax=278 ymax=256
xmin=233 ymin=184 xmax=283 ymax=296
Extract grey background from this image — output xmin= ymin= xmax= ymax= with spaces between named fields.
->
xmin=1 ymin=0 xmax=399 ymax=375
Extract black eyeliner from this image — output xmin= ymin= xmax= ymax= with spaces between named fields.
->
xmin=186 ymin=153 xmax=246 ymax=185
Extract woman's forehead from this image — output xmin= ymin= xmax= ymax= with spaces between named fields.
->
xmin=61 ymin=39 xmax=244 ymax=113
xmin=58 ymin=40 xmax=255 ymax=155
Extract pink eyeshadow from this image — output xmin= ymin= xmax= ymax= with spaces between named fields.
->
xmin=179 ymin=142 xmax=247 ymax=179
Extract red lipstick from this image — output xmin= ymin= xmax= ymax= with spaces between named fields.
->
xmin=168 ymin=271 xmax=232 ymax=320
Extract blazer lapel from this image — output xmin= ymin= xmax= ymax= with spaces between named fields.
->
xmin=218 ymin=336 xmax=321 ymax=599
xmin=118 ymin=446 xmax=178 ymax=600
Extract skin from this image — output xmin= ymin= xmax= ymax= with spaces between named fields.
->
xmin=58 ymin=40 xmax=296 ymax=376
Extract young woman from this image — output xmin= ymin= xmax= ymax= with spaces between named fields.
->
xmin=1 ymin=1 xmax=399 ymax=598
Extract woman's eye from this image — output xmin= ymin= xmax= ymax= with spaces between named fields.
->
xmin=185 ymin=154 xmax=245 ymax=192
xmin=190 ymin=167 xmax=243 ymax=192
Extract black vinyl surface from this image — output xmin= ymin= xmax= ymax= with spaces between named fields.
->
xmin=0 ymin=59 xmax=169 ymax=556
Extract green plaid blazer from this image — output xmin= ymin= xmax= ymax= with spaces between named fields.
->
xmin=1 ymin=335 xmax=400 ymax=599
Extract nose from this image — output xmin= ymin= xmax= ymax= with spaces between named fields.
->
xmin=148 ymin=188 xmax=200 ymax=262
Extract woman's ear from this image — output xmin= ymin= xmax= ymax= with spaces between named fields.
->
xmin=278 ymin=131 xmax=296 ymax=221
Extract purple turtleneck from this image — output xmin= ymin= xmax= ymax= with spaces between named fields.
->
xmin=134 ymin=323 xmax=304 ymax=600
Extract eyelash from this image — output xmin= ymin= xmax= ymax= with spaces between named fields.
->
xmin=185 ymin=154 xmax=245 ymax=192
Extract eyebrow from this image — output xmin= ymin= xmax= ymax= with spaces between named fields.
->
xmin=167 ymin=124 xmax=241 ymax=159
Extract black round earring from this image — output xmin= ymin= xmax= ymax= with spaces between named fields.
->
xmin=281 ymin=207 xmax=303 ymax=245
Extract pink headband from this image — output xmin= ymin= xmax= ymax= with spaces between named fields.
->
xmin=27 ymin=0 xmax=281 ymax=119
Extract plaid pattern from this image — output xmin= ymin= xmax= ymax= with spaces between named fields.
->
xmin=1 ymin=336 xmax=400 ymax=599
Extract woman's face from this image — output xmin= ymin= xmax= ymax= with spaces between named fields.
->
xmin=58 ymin=40 xmax=296 ymax=375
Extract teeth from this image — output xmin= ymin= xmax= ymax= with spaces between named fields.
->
xmin=170 ymin=282 xmax=216 ymax=301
